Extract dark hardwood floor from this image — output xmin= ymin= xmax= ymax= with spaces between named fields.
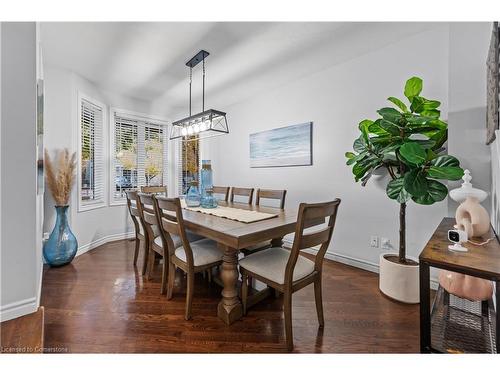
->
xmin=40 ymin=239 xmax=420 ymax=353
xmin=1 ymin=307 xmax=44 ymax=353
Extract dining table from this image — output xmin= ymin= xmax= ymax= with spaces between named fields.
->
xmin=179 ymin=200 xmax=324 ymax=325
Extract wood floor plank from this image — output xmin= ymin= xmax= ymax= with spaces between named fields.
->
xmin=1 ymin=307 xmax=45 ymax=353
xmin=40 ymin=239 xmax=420 ymax=353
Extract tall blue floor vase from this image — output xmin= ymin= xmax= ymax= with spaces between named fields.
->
xmin=43 ymin=205 xmax=78 ymax=267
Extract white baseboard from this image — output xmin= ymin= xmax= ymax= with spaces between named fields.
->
xmin=0 ymin=297 xmax=38 ymax=322
xmin=76 ymin=231 xmax=135 ymax=257
xmin=284 ymin=239 xmax=439 ymax=290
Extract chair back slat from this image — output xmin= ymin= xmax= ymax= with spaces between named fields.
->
xmin=230 ymin=187 xmax=254 ymax=205
xmin=141 ymin=186 xmax=167 ymax=195
xmin=213 ymin=186 xmax=230 ymax=202
xmin=142 ymin=210 xmax=158 ymax=226
xmin=161 ymin=217 xmax=181 ymax=236
xmin=256 ymin=189 xmax=287 ymax=209
xmin=298 ymin=227 xmax=332 ymax=250
xmin=129 ymin=206 xmax=140 ymax=217
xmin=139 ymin=193 xmax=155 ymax=214
xmin=284 ymin=199 xmax=341 ymax=286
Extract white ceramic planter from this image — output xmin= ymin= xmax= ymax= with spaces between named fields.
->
xmin=379 ymin=253 xmax=419 ymax=304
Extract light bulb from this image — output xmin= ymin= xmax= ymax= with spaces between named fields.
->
xmin=187 ymin=126 xmax=194 ymax=135
xmin=194 ymin=123 xmax=200 ymax=133
xmin=202 ymin=120 xmax=210 ymax=131
xmin=181 ymin=127 xmax=188 ymax=136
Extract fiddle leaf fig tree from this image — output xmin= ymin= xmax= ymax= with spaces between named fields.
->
xmin=345 ymin=77 xmax=463 ymax=264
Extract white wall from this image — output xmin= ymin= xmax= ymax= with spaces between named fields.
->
xmin=447 ymin=23 xmax=493 ymax=215
xmin=0 ymin=22 xmax=42 ymax=322
xmin=43 ymin=65 xmax=158 ymax=255
xmin=210 ymin=26 xmax=450 ymax=271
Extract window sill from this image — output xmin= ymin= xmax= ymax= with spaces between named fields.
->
xmin=109 ymin=200 xmax=127 ymax=207
xmin=78 ymin=201 xmax=106 ymax=213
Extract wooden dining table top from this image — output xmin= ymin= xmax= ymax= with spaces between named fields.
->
xmin=180 ymin=201 xmax=322 ymax=250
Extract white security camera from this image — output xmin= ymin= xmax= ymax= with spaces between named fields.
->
xmin=448 ymin=229 xmax=468 ymax=252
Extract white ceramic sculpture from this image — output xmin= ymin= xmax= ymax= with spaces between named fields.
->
xmin=450 ymin=170 xmax=490 ymax=238
xmin=439 ymin=170 xmax=493 ymax=301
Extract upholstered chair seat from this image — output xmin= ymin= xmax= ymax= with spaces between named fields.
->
xmin=153 ymin=233 xmax=183 ymax=250
xmin=239 ymin=247 xmax=315 ymax=284
xmin=173 ymin=239 xmax=222 ymax=266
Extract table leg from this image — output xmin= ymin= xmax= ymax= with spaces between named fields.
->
xmin=419 ymin=261 xmax=431 ymax=353
xmin=271 ymin=236 xmax=284 ymax=248
xmin=496 ymin=281 xmax=499 ymax=354
xmin=217 ymin=245 xmax=243 ymax=325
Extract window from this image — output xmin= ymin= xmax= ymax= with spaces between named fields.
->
xmin=113 ymin=115 xmax=138 ymax=199
xmin=111 ymin=109 xmax=168 ymax=204
xmin=178 ymin=137 xmax=200 ymax=194
xmin=79 ymin=96 xmax=105 ymax=210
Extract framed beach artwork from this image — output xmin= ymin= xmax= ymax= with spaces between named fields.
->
xmin=249 ymin=122 xmax=313 ymax=168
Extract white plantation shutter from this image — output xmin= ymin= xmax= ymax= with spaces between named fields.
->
xmin=110 ymin=110 xmax=168 ymax=203
xmin=113 ymin=115 xmax=138 ymax=201
xmin=80 ymin=98 xmax=104 ymax=208
xmin=144 ymin=123 xmax=165 ymax=187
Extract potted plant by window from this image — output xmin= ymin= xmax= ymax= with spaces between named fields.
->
xmin=345 ymin=77 xmax=464 ymax=303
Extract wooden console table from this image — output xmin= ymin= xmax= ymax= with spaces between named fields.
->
xmin=419 ymin=218 xmax=500 ymax=353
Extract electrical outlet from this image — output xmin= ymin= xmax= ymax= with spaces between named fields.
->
xmin=381 ymin=237 xmax=391 ymax=250
xmin=370 ymin=236 xmax=379 ymax=248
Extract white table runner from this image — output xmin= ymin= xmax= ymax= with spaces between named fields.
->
xmin=181 ymin=200 xmax=278 ymax=223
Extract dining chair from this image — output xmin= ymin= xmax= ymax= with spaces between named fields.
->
xmin=125 ymin=190 xmax=146 ymax=266
xmin=230 ymin=187 xmax=254 ymax=205
xmin=137 ymin=193 xmax=182 ymax=286
xmin=141 ymin=186 xmax=167 ymax=195
xmin=242 ymin=189 xmax=288 ymax=256
xmin=239 ymin=199 xmax=341 ymax=351
xmin=256 ymin=188 xmax=287 ymax=209
xmin=155 ymin=196 xmax=224 ymax=320
xmin=213 ymin=186 xmax=230 ymax=202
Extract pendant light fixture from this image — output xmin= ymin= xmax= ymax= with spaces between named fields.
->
xmin=170 ymin=50 xmax=229 ymax=141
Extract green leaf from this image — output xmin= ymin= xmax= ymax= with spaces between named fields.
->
xmin=368 ymin=119 xmax=390 ymax=136
xmin=353 ymin=136 xmax=367 ymax=153
xmin=428 ymin=129 xmax=447 ymax=150
xmin=404 ymin=169 xmax=428 ymax=197
xmin=345 ymin=152 xmax=356 ymax=159
xmin=387 ymin=97 xmax=409 ymax=113
xmin=358 ymin=119 xmax=373 ymax=143
xmin=423 ymin=100 xmax=440 ymax=109
xmin=379 ymin=119 xmax=401 ymax=135
xmin=430 ymin=155 xmax=460 ymax=168
xmin=421 ymin=109 xmax=440 ymax=119
xmin=412 ymin=179 xmax=448 ymax=205
xmin=410 ymin=96 xmax=426 ymax=113
xmin=399 ymin=142 xmax=427 ymax=166
xmin=412 ymin=139 xmax=436 ymax=149
xmin=428 ymin=166 xmax=464 ymax=180
xmin=404 ymin=77 xmax=423 ymax=101
xmin=346 ymin=151 xmax=367 ymax=165
xmin=377 ymin=107 xmax=402 ymax=122
xmin=386 ymin=177 xmax=411 ymax=203
xmin=406 ymin=115 xmax=429 ymax=125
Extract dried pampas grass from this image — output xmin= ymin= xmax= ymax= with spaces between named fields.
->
xmin=45 ymin=148 xmax=77 ymax=206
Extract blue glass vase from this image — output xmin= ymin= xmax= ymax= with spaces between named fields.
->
xmin=186 ymin=182 xmax=201 ymax=207
xmin=200 ymin=160 xmax=217 ymax=208
xmin=43 ymin=206 xmax=78 ymax=267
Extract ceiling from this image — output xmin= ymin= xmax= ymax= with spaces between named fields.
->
xmin=40 ymin=22 xmax=441 ymax=116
